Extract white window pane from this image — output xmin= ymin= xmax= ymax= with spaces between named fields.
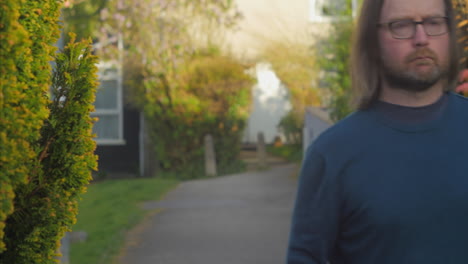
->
xmin=93 ymin=115 xmax=119 ymax=139
xmin=95 ymin=80 xmax=118 ymax=109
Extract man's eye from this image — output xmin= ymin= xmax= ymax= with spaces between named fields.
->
xmin=392 ymin=21 xmax=412 ymax=29
xmin=427 ymin=19 xmax=442 ymax=25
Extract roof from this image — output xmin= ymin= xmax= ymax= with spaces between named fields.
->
xmin=306 ymin=106 xmax=333 ymax=125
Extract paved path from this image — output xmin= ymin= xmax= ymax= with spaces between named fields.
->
xmin=118 ymin=163 xmax=299 ymax=264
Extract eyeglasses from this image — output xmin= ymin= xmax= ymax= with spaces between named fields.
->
xmin=378 ymin=17 xmax=449 ymax=39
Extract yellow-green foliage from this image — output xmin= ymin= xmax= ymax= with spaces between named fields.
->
xmin=1 ymin=34 xmax=98 ymax=263
xmin=260 ymin=38 xmax=321 ymax=114
xmin=0 ymin=0 xmax=52 ymax=253
xmin=143 ymin=51 xmax=253 ymax=178
xmin=0 ymin=0 xmax=98 ymax=262
xmin=316 ymin=0 xmax=356 ymax=121
xmin=454 ymin=0 xmax=467 ymax=66
xmin=185 ymin=54 xmax=253 ymax=173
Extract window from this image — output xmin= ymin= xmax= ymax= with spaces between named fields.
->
xmin=92 ymin=61 xmax=125 ymax=145
xmin=309 ymin=0 xmax=358 ymax=22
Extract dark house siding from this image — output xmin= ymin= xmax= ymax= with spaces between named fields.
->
xmin=95 ymin=106 xmax=140 ymax=177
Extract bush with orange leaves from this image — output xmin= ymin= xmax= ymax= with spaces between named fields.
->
xmin=456 ymin=69 xmax=468 ymax=95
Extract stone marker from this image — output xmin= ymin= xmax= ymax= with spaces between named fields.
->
xmin=204 ymin=134 xmax=217 ymax=177
xmin=257 ymin=132 xmax=267 ymax=169
xmin=58 ymin=231 xmax=88 ymax=264
xmin=58 ymin=233 xmax=70 ymax=264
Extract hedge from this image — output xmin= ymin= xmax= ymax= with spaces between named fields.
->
xmin=142 ymin=52 xmax=253 ymax=178
xmin=0 ymin=0 xmax=53 ymax=253
xmin=0 ymin=0 xmax=98 ymax=262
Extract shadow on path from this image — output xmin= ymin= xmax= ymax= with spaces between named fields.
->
xmin=118 ymin=163 xmax=299 ymax=264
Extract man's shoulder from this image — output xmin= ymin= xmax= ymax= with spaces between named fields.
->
xmin=448 ymin=92 xmax=468 ymax=119
xmin=450 ymin=92 xmax=468 ymax=107
xmin=312 ymin=110 xmax=375 ymax=153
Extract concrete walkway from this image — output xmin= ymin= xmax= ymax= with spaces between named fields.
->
xmin=118 ymin=163 xmax=299 ymax=264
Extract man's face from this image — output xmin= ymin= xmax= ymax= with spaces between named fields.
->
xmin=378 ymin=0 xmax=450 ymax=92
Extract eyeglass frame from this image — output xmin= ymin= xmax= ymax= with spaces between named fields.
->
xmin=377 ymin=16 xmax=449 ymax=39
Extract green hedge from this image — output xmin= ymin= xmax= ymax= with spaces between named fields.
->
xmin=316 ymin=0 xmax=355 ymax=121
xmin=143 ymin=52 xmax=253 ymax=178
xmin=0 ymin=0 xmax=98 ymax=262
xmin=0 ymin=0 xmax=52 ymax=253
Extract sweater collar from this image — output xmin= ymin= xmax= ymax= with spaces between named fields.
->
xmin=369 ymin=92 xmax=452 ymax=133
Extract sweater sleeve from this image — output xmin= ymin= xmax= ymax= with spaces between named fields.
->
xmin=286 ymin=147 xmax=341 ymax=264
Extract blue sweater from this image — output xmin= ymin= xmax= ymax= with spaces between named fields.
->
xmin=287 ymin=92 xmax=468 ymax=264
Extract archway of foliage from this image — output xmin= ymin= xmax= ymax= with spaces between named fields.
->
xmin=260 ymin=38 xmax=321 ymax=145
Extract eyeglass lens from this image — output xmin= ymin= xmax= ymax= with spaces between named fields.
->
xmin=390 ymin=17 xmax=447 ymax=39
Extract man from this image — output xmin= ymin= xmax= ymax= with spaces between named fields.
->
xmin=286 ymin=0 xmax=468 ymax=263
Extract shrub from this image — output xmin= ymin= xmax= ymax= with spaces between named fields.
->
xmin=0 ymin=0 xmax=54 ymax=254
xmin=277 ymin=111 xmax=303 ymax=145
xmin=316 ymin=20 xmax=354 ymax=122
xmin=0 ymin=0 xmax=99 ymax=261
xmin=143 ymin=51 xmax=253 ymax=178
xmin=454 ymin=0 xmax=467 ymax=67
xmin=1 ymin=34 xmax=98 ymax=264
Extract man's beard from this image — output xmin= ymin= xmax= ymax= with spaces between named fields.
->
xmin=381 ymin=48 xmax=448 ymax=92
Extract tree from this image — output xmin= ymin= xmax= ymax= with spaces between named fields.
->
xmin=61 ymin=0 xmax=108 ymax=43
xmin=87 ymin=0 xmax=250 ymax=176
xmin=121 ymin=0 xmax=246 ymax=175
xmin=315 ymin=1 xmax=357 ymax=122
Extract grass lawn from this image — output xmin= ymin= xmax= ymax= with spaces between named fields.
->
xmin=70 ymin=177 xmax=179 ymax=264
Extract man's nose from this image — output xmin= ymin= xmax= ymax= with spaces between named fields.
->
xmin=413 ymin=24 xmax=429 ymax=46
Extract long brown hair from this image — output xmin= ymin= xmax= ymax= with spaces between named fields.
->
xmin=351 ymin=0 xmax=461 ymax=109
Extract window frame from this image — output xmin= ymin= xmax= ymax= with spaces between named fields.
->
xmin=92 ymin=60 xmax=126 ymax=146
